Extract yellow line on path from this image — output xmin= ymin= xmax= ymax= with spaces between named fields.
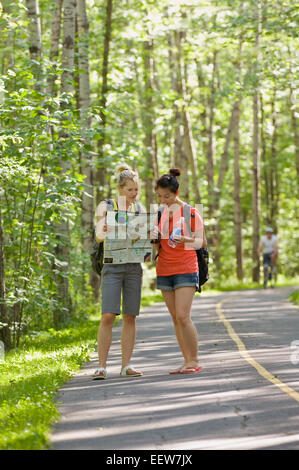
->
xmin=216 ymin=298 xmax=299 ymax=404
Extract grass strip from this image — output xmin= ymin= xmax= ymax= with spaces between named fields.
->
xmin=0 ymin=291 xmax=162 ymax=450
xmin=289 ymin=289 xmax=299 ymax=306
xmin=0 ymin=318 xmax=100 ymax=450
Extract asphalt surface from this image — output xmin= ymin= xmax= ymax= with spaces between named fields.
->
xmin=51 ymin=286 xmax=299 ymax=450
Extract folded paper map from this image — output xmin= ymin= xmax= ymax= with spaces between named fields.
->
xmin=104 ymin=211 xmax=155 ymax=264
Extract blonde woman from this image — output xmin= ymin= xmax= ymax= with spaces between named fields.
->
xmin=92 ymin=165 xmax=144 ymax=380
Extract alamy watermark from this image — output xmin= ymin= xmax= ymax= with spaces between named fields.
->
xmin=96 ymin=199 xmax=204 ymax=249
xmin=290 ymin=340 xmax=299 ymax=365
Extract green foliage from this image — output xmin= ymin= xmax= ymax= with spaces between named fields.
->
xmin=289 ymin=290 xmax=299 ymax=307
xmin=0 ymin=69 xmax=92 ymax=342
xmin=1 ymin=0 xmax=298 ymax=347
xmin=0 ymin=317 xmax=99 ymax=450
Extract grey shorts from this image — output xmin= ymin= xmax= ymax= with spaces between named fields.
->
xmin=101 ymin=263 xmax=143 ymax=316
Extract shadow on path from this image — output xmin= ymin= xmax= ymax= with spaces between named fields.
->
xmin=51 ymin=286 xmax=299 ymax=450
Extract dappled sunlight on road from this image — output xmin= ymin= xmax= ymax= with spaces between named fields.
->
xmin=51 ymin=287 xmax=299 ymax=450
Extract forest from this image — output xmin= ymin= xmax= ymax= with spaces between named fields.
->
xmin=0 ymin=0 xmax=298 ymax=351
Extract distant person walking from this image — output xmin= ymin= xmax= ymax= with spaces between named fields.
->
xmin=258 ymin=227 xmax=279 ymax=288
xmin=151 ymin=168 xmax=204 ymax=375
xmin=92 ymin=164 xmax=144 ymax=380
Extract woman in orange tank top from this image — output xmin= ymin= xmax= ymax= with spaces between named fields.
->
xmin=152 ymin=168 xmax=204 ymax=375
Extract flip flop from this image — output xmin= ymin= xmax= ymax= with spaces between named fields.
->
xmin=180 ymin=366 xmax=203 ymax=374
xmin=92 ymin=367 xmax=107 ymax=380
xmin=120 ymin=365 xmax=143 ymax=377
xmin=169 ymin=366 xmax=185 ymax=374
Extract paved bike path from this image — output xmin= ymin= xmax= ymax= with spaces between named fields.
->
xmin=51 ymin=286 xmax=299 ymax=450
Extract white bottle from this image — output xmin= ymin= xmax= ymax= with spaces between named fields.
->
xmin=168 ymin=217 xmax=184 ymax=248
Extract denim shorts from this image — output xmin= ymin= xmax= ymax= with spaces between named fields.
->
xmin=157 ymin=272 xmax=199 ymax=291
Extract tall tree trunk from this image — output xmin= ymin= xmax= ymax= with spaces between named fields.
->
xmin=173 ymin=30 xmax=189 ymax=200
xmin=25 ymin=0 xmax=43 ymax=90
xmin=176 ymin=11 xmax=200 ymax=203
xmin=77 ymin=0 xmax=98 ymax=297
xmin=46 ymin=0 xmax=63 ymax=155
xmin=290 ymin=85 xmax=299 ymax=187
xmin=167 ymin=27 xmax=177 ymax=169
xmin=47 ymin=0 xmax=63 ymax=96
xmin=234 ymin=96 xmax=243 ymax=280
xmin=260 ymin=94 xmax=270 ymax=219
xmin=252 ymin=1 xmax=262 ymax=283
xmin=142 ymin=34 xmax=158 ymax=209
xmin=61 ymin=0 xmax=76 ymax=98
xmin=269 ymin=86 xmax=279 ymax=229
xmin=260 ymin=87 xmax=279 ymax=230
xmin=207 ymin=50 xmax=217 ymax=219
xmin=233 ymin=31 xmax=243 ymax=281
xmin=181 ymin=60 xmax=201 ymax=203
xmin=0 ymin=0 xmax=15 ymax=74
xmin=195 ymin=58 xmax=209 ymax=162
xmin=53 ymin=0 xmax=76 ymax=327
xmin=212 ymin=101 xmax=239 ymax=270
xmin=96 ymin=0 xmax=113 ymax=205
xmin=0 ymin=197 xmax=11 ymax=350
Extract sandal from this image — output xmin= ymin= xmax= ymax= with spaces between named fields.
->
xmin=120 ymin=365 xmax=143 ymax=377
xmin=92 ymin=367 xmax=107 ymax=380
xmin=169 ymin=365 xmax=185 ymax=375
xmin=180 ymin=366 xmax=203 ymax=374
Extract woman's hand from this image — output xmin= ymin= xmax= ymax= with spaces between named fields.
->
xmin=103 ymin=224 xmax=113 ymax=233
xmin=150 ymin=226 xmax=160 ymax=241
xmin=172 ymin=234 xmax=203 ymax=247
xmin=171 ymin=234 xmax=187 ymax=244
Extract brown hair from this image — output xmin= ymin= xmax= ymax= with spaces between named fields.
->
xmin=156 ymin=168 xmax=181 ymax=193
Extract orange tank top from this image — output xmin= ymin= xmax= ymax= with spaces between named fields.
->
xmin=156 ymin=204 xmax=203 ymax=276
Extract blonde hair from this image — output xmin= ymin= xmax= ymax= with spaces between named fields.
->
xmin=116 ymin=164 xmax=139 ymax=188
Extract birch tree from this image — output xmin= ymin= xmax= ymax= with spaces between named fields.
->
xmin=25 ymin=0 xmax=42 ymax=90
xmin=47 ymin=0 xmax=63 ymax=96
xmin=173 ymin=29 xmax=189 ymax=199
xmin=233 ymin=32 xmax=243 ymax=281
xmin=0 ymin=196 xmax=11 ymax=350
xmin=96 ymin=0 xmax=113 ymax=205
xmin=142 ymin=34 xmax=158 ymax=209
xmin=252 ymin=0 xmax=262 ymax=282
xmin=53 ymin=0 xmax=76 ymax=327
xmin=290 ymin=83 xmax=299 ymax=187
xmin=77 ymin=0 xmax=97 ymax=296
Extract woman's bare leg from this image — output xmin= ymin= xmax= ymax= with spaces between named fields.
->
xmin=174 ymin=287 xmax=198 ymax=368
xmin=97 ymin=313 xmax=116 ymax=368
xmin=121 ymin=314 xmax=137 ymax=368
xmin=162 ymin=290 xmax=187 ymax=366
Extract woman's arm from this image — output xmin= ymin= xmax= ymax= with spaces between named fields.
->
xmin=172 ymin=209 xmax=204 ymax=249
xmin=95 ymin=201 xmax=108 ymax=242
xmin=173 ymin=230 xmax=203 ymax=250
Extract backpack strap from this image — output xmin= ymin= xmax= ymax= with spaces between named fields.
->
xmin=183 ymin=204 xmax=192 ymax=236
xmin=157 ymin=205 xmax=165 ymax=226
xmin=107 ymin=199 xmax=141 ymax=213
xmin=105 ymin=199 xmax=118 ymax=211
xmin=133 ymin=202 xmax=142 ymax=213
xmin=105 ymin=198 xmax=117 ymax=211
xmin=153 ymin=206 xmax=165 ymax=260
xmin=183 ymin=204 xmax=208 ymax=249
